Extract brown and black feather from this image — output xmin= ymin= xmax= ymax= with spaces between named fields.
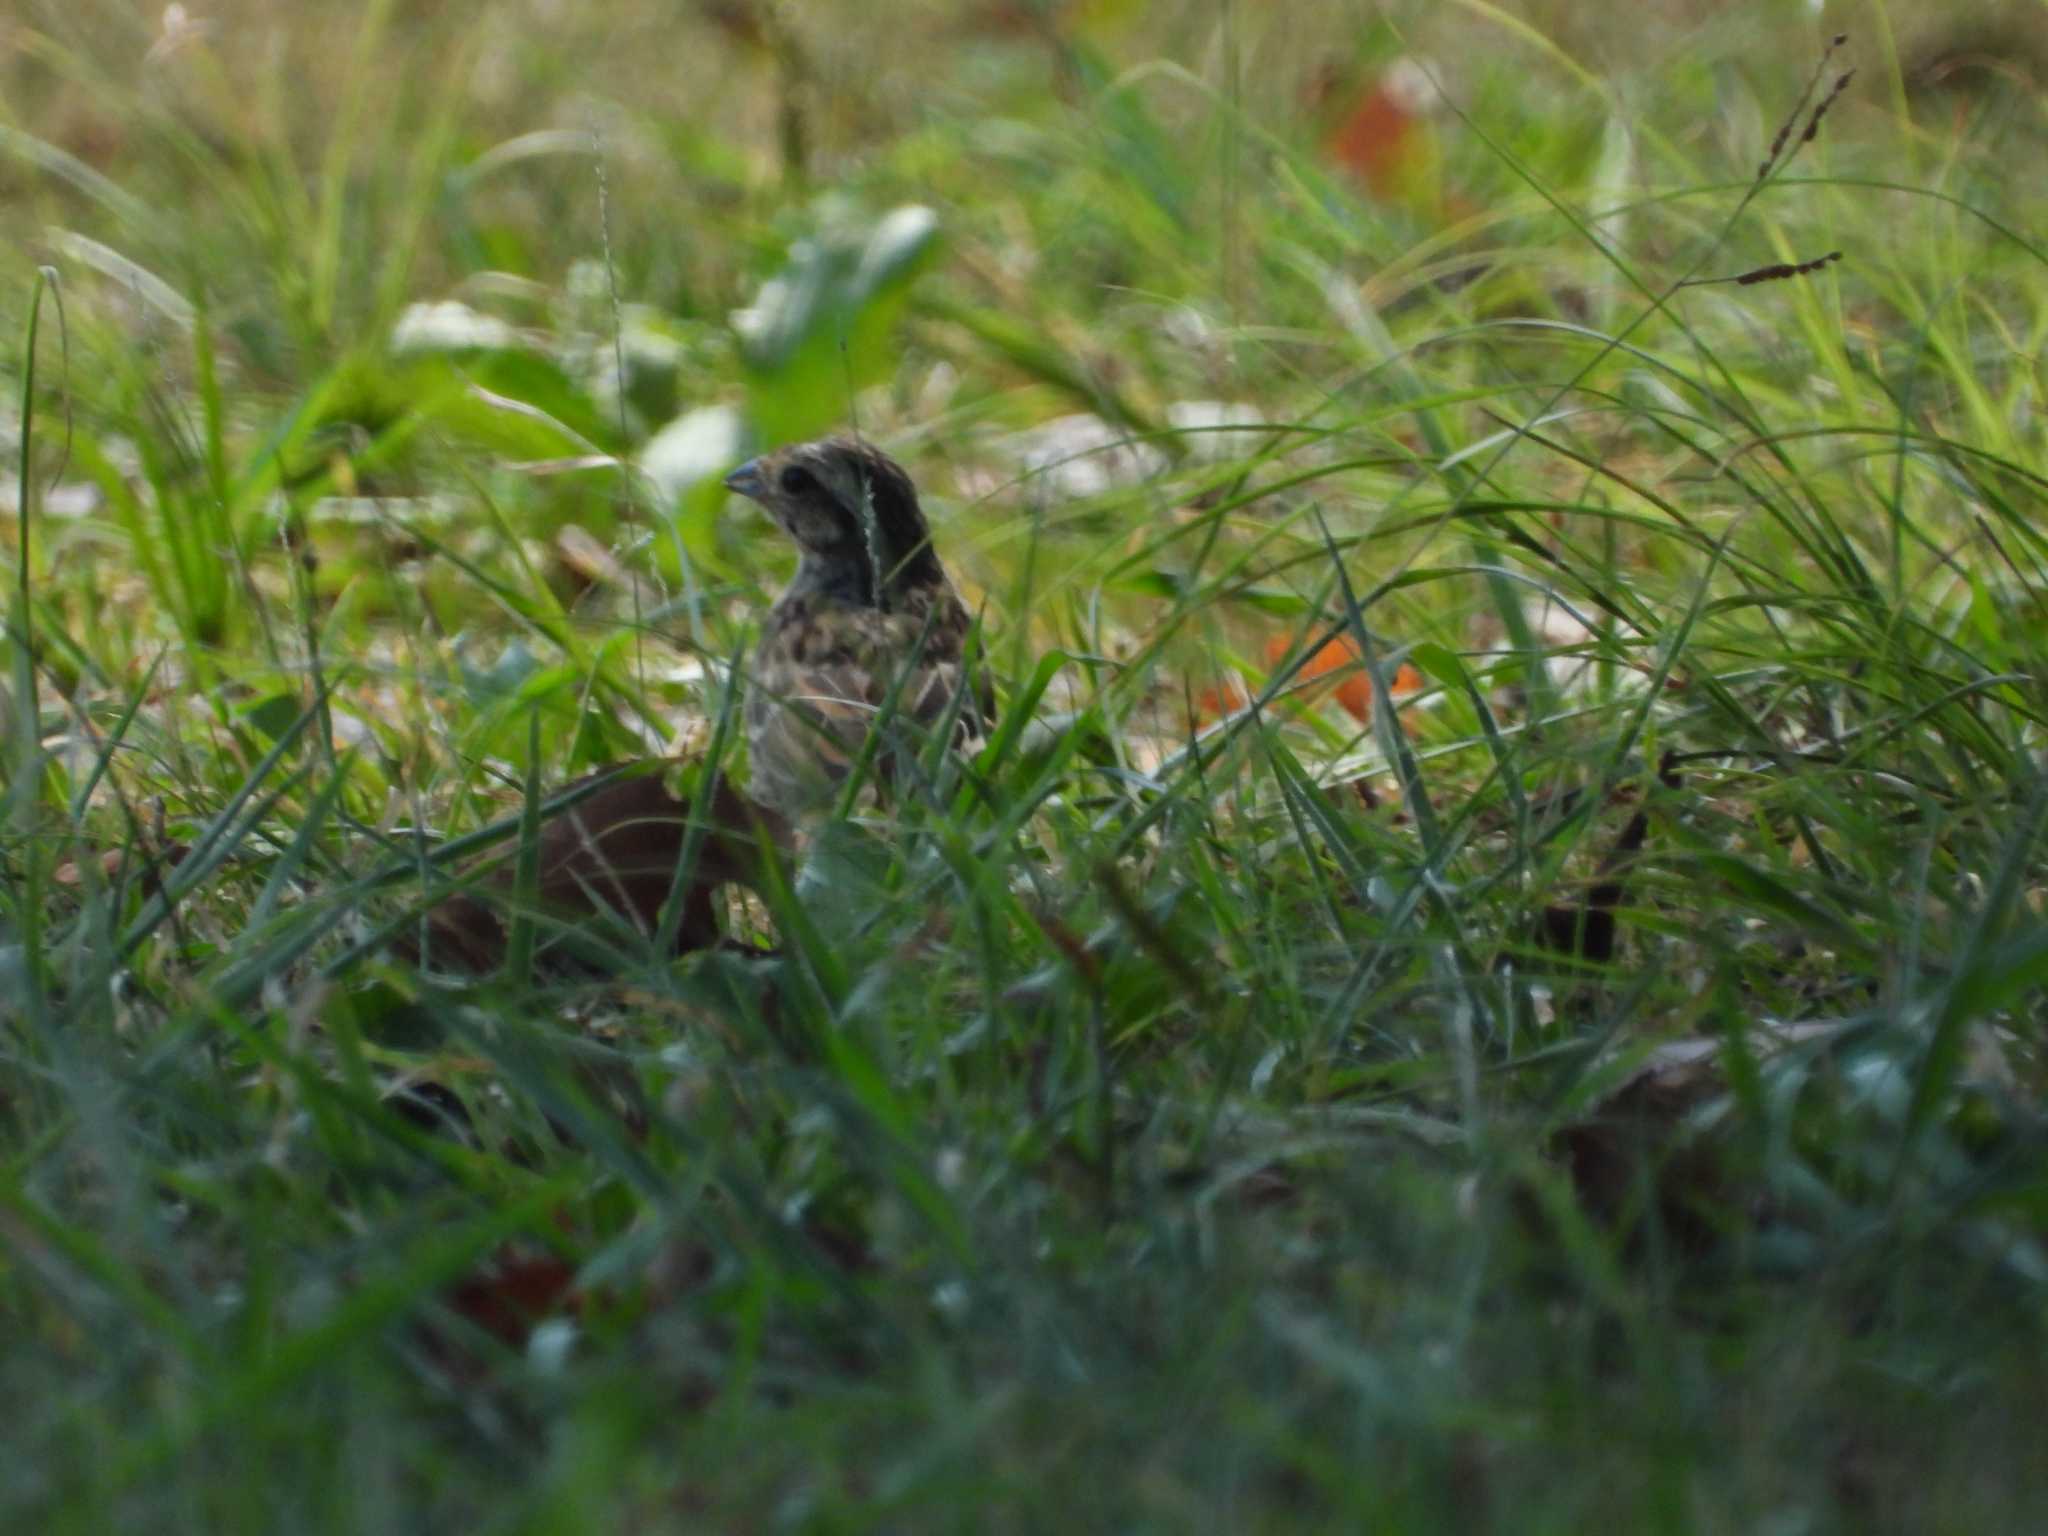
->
xmin=725 ymin=437 xmax=988 ymax=818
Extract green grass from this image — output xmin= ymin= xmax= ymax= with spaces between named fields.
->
xmin=5 ymin=1 xmax=2048 ymax=1529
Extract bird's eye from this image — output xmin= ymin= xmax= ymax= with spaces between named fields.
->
xmin=778 ymin=465 xmax=816 ymax=495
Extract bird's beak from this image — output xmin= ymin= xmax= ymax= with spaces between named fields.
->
xmin=722 ymin=458 xmax=766 ymax=502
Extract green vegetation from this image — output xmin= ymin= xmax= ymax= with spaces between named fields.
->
xmin=5 ymin=2 xmax=2047 ymax=1528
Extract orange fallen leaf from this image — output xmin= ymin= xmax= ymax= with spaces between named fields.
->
xmin=1320 ymin=59 xmax=1446 ymax=209
xmin=1192 ymin=677 xmax=1248 ymax=723
xmin=1269 ymin=633 xmax=1421 ymax=724
xmin=1325 ymin=75 xmax=1423 ymax=203
xmin=1190 ymin=635 xmax=1422 ymax=726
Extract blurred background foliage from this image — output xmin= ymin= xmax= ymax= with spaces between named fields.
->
xmin=4 ymin=0 xmax=2045 ymax=672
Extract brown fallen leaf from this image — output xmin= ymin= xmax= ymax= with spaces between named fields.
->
xmin=1551 ymin=1023 xmax=1841 ymax=1255
xmin=51 ymin=849 xmax=128 ymax=887
xmin=1554 ymin=1049 xmax=1735 ymax=1255
xmin=411 ymin=760 xmax=789 ymax=976
xmin=553 ymin=524 xmax=624 ymax=590
xmin=445 ymin=1244 xmax=580 ymax=1350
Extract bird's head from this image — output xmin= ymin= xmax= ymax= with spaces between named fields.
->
xmin=723 ymin=436 xmax=945 ymax=608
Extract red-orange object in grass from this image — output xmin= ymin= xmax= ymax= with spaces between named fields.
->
xmin=1193 ymin=676 xmax=1249 ymax=723
xmin=1326 ymin=80 xmax=1421 ymax=202
xmin=1195 ymin=635 xmax=1421 ymax=725
xmin=1321 ymin=58 xmax=1443 ymax=207
xmin=1271 ymin=633 xmax=1421 ymax=724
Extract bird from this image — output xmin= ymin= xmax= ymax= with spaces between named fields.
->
xmin=408 ymin=439 xmax=977 ymax=975
xmin=723 ymin=436 xmax=988 ymax=819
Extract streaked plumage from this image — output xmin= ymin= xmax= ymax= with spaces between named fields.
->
xmin=724 ymin=437 xmax=985 ymax=818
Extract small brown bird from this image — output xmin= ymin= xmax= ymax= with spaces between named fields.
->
xmin=724 ymin=436 xmax=986 ymax=818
